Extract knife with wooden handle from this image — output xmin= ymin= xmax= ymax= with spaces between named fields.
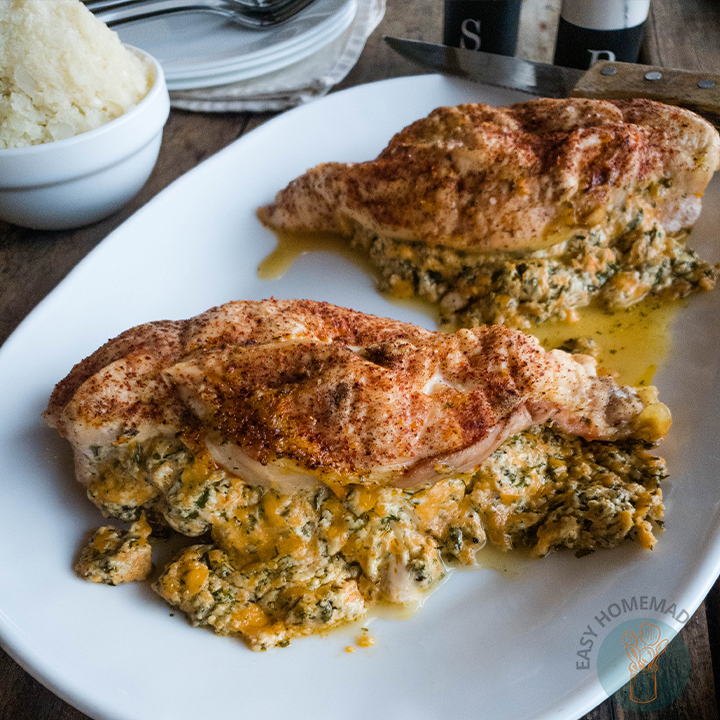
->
xmin=384 ymin=37 xmax=720 ymax=125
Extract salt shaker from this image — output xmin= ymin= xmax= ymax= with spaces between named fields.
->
xmin=443 ymin=0 xmax=523 ymax=57
xmin=553 ymin=0 xmax=651 ymax=70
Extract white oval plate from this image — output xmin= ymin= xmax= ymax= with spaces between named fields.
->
xmin=1 ymin=75 xmax=719 ymax=720
xmin=115 ymin=0 xmax=354 ymax=82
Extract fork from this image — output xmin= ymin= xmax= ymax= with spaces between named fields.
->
xmin=83 ymin=0 xmax=316 ymax=27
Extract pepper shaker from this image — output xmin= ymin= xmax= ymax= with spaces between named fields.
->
xmin=553 ymin=0 xmax=651 ymax=70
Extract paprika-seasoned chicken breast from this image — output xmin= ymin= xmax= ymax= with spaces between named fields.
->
xmin=259 ymin=99 xmax=720 ymax=327
xmin=45 ymin=299 xmax=670 ymax=649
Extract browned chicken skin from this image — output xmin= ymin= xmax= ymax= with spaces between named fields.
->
xmin=259 ymin=98 xmax=720 ymax=252
xmin=45 ymin=299 xmax=669 ymax=491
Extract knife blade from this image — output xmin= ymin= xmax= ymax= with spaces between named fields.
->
xmin=384 ymin=37 xmax=720 ymax=125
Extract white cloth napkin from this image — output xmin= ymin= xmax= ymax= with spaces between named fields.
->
xmin=170 ymin=0 xmax=384 ymax=112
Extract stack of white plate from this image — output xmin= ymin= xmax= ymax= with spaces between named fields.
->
xmin=116 ymin=0 xmax=357 ymax=91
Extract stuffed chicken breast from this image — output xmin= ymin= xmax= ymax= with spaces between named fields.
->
xmin=45 ymin=299 xmax=670 ymax=649
xmin=259 ymin=99 xmax=720 ymax=327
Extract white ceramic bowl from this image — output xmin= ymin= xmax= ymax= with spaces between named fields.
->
xmin=0 ymin=47 xmax=170 ymax=231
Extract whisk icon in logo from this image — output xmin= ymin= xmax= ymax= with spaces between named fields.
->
xmin=623 ymin=623 xmax=669 ymax=703
xmin=597 ymin=618 xmax=691 ymax=711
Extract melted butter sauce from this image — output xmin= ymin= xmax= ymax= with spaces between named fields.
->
xmin=258 ymin=229 xmax=447 ymax=324
xmin=258 ymin=229 xmax=377 ymax=281
xmin=469 ymin=542 xmax=532 ymax=578
xmin=531 ymin=297 xmax=683 ymax=387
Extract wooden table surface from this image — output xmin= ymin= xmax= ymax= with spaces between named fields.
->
xmin=2 ymin=1 xmax=720 ymax=718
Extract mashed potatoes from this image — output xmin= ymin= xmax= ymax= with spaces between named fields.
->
xmin=0 ymin=0 xmax=153 ymax=149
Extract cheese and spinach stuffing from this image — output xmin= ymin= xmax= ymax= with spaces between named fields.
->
xmin=78 ymin=422 xmax=665 ymax=650
xmin=352 ymin=209 xmax=717 ymax=329
xmin=75 ymin=513 xmax=152 ymax=585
